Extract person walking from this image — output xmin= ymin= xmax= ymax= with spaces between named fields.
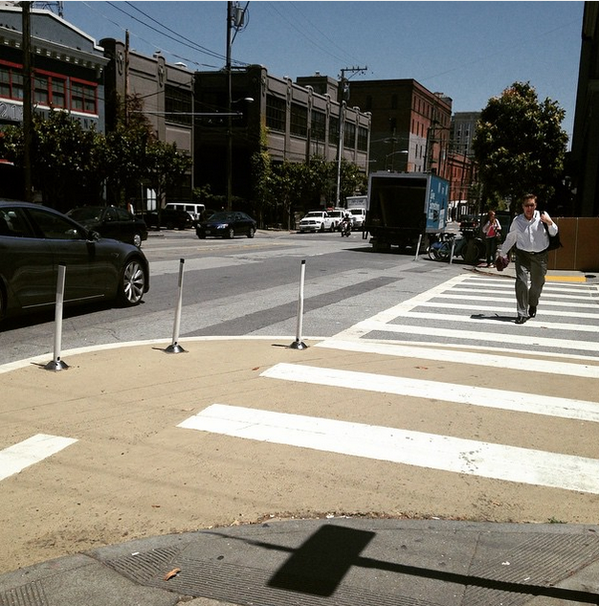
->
xmin=498 ymin=193 xmax=559 ymax=324
xmin=482 ymin=210 xmax=501 ymax=267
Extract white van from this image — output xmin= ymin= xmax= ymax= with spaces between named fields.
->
xmin=348 ymin=207 xmax=367 ymax=229
xmin=165 ymin=202 xmax=205 ymax=225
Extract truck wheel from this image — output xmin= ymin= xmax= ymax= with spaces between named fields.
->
xmin=319 ymin=223 xmax=325 ymax=232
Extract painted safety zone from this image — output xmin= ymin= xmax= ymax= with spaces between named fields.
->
xmin=178 ymin=404 xmax=599 ymax=494
xmin=0 ymin=434 xmax=78 ymax=481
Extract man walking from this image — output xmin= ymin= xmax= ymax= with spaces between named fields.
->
xmin=498 ymin=193 xmax=559 ymax=324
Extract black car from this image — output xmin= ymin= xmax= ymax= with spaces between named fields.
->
xmin=143 ymin=208 xmax=193 ymax=230
xmin=196 ymin=211 xmax=257 ymax=239
xmin=67 ymin=205 xmax=148 ymax=247
xmin=0 ymin=201 xmax=149 ymax=321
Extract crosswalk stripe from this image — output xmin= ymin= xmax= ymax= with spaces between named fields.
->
xmin=178 ymin=404 xmax=599 ymax=495
xmin=353 ymin=319 xmax=599 ymax=353
xmin=411 ymin=300 xmax=599 ymax=319
xmin=394 ymin=310 xmax=599 ymax=333
xmin=260 ymin=363 xmax=599 ymax=423
xmin=0 ymin=434 xmax=78 ymax=481
xmin=317 ymin=339 xmax=599 ymax=379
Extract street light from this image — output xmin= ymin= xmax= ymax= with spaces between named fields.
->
xmin=385 ymin=149 xmax=409 ymax=172
xmin=226 ymin=96 xmax=253 ymax=211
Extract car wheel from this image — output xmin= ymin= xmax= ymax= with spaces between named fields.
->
xmin=197 ymin=232 xmax=206 ymax=239
xmin=133 ymin=233 xmax=142 ymax=248
xmin=227 ymin=227 xmax=235 ymax=238
xmin=118 ymin=258 xmax=146 ymax=306
xmin=247 ymin=227 xmax=255 ymax=238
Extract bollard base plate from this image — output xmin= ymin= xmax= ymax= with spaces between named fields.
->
xmin=289 ymin=340 xmax=308 ymax=350
xmin=165 ymin=343 xmax=186 ymax=354
xmin=45 ymin=359 xmax=69 ymax=372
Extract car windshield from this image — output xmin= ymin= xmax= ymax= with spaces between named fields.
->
xmin=350 ymin=209 xmax=362 ymax=215
xmin=69 ymin=207 xmax=102 ymax=221
xmin=305 ymin=212 xmax=322 ymax=217
xmin=207 ymin=212 xmax=235 ymax=222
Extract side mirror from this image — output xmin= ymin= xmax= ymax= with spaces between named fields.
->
xmin=88 ymin=230 xmax=101 ymax=242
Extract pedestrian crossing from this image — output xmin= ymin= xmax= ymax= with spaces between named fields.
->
xmin=180 ymin=273 xmax=599 ymax=495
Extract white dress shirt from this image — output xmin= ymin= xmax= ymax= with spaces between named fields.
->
xmin=501 ymin=210 xmax=558 ymax=254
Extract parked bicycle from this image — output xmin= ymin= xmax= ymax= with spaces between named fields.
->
xmin=427 ymin=231 xmax=485 ymax=264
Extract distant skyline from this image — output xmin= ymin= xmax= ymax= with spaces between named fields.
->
xmin=60 ymin=1 xmax=584 ymax=140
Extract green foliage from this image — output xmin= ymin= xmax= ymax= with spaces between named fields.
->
xmin=472 ymin=81 xmax=568 ymax=212
xmin=0 ymin=93 xmax=191 ymax=211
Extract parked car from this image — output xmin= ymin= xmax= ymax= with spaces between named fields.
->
xmin=0 ymin=201 xmax=149 ymax=321
xmin=143 ymin=208 xmax=193 ymax=230
xmin=298 ymin=211 xmax=335 ymax=233
xmin=196 ymin=211 xmax=257 ymax=239
xmin=67 ymin=205 xmax=148 ymax=247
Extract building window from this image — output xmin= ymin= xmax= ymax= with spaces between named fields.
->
xmin=344 ymin=120 xmax=355 ymax=148
xmin=165 ymin=85 xmax=192 ymax=125
xmin=329 ymin=115 xmax=339 ymax=146
xmin=290 ymin=103 xmax=307 ymax=137
xmin=0 ymin=63 xmax=23 ymax=100
xmin=311 ymin=110 xmax=326 ymax=141
xmin=266 ymin=94 xmax=286 ymax=132
xmin=70 ymin=80 xmax=97 ymax=114
xmin=357 ymin=126 xmax=368 ymax=152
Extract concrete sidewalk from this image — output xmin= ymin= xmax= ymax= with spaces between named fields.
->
xmin=1 ymin=517 xmax=599 ymax=606
xmin=1 ymin=329 xmax=599 ymax=605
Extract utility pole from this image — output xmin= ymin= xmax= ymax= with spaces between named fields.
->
xmin=21 ymin=1 xmax=33 ymax=202
xmin=225 ymin=1 xmax=247 ymax=211
xmin=335 ymin=66 xmax=367 ymax=206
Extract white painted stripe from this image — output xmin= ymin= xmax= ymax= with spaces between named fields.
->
xmin=316 ymin=338 xmax=599 ymax=379
xmin=450 ymin=288 xmax=595 ymax=301
xmin=260 ymin=363 xmax=599 ymax=423
xmin=411 ymin=300 xmax=599 ymax=319
xmin=435 ymin=293 xmax=597 ymax=308
xmin=396 ymin=310 xmax=599 ymax=333
xmin=354 ymin=319 xmax=599 ymax=353
xmin=178 ymin=404 xmax=599 ymax=494
xmin=0 ymin=434 xmax=78 ymax=481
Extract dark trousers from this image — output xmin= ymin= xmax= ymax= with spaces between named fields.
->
xmin=515 ymin=249 xmax=548 ymax=316
xmin=485 ymin=236 xmax=498 ymax=264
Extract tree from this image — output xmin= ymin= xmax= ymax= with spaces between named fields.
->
xmin=472 ymin=81 xmax=568 ymax=213
xmin=0 ymin=110 xmax=105 ymax=210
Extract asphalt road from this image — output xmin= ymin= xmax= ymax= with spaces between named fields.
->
xmin=0 ymin=228 xmax=459 ymax=365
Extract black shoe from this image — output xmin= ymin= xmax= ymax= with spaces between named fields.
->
xmin=528 ymin=306 xmax=537 ymax=318
xmin=515 ymin=315 xmax=528 ymax=324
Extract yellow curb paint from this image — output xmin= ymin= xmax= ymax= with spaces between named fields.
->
xmin=546 ymin=276 xmax=587 ymax=283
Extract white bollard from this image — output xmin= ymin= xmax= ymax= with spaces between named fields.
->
xmin=45 ymin=264 xmax=69 ymax=371
xmin=290 ymin=259 xmax=307 ymax=350
xmin=166 ymin=258 xmax=186 ymax=353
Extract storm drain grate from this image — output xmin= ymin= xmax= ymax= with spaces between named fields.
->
xmin=108 ymin=552 xmax=443 ymax=606
xmin=463 ymin=532 xmax=599 ymax=606
xmin=105 ymin=546 xmax=181 ymax=586
xmin=0 ymin=579 xmax=47 ymax=606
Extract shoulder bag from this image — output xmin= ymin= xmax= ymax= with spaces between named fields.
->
xmin=544 ymin=222 xmax=562 ymax=251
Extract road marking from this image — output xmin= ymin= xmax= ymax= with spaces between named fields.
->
xmin=178 ymin=404 xmax=599 ymax=494
xmin=317 ymin=339 xmax=599 ymax=379
xmin=352 ymin=319 xmax=599 ymax=354
xmin=260 ymin=363 xmax=599 ymax=423
xmin=0 ymin=434 xmax=78 ymax=481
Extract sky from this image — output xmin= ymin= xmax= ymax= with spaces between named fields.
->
xmin=59 ymin=1 xmax=584 ymax=140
